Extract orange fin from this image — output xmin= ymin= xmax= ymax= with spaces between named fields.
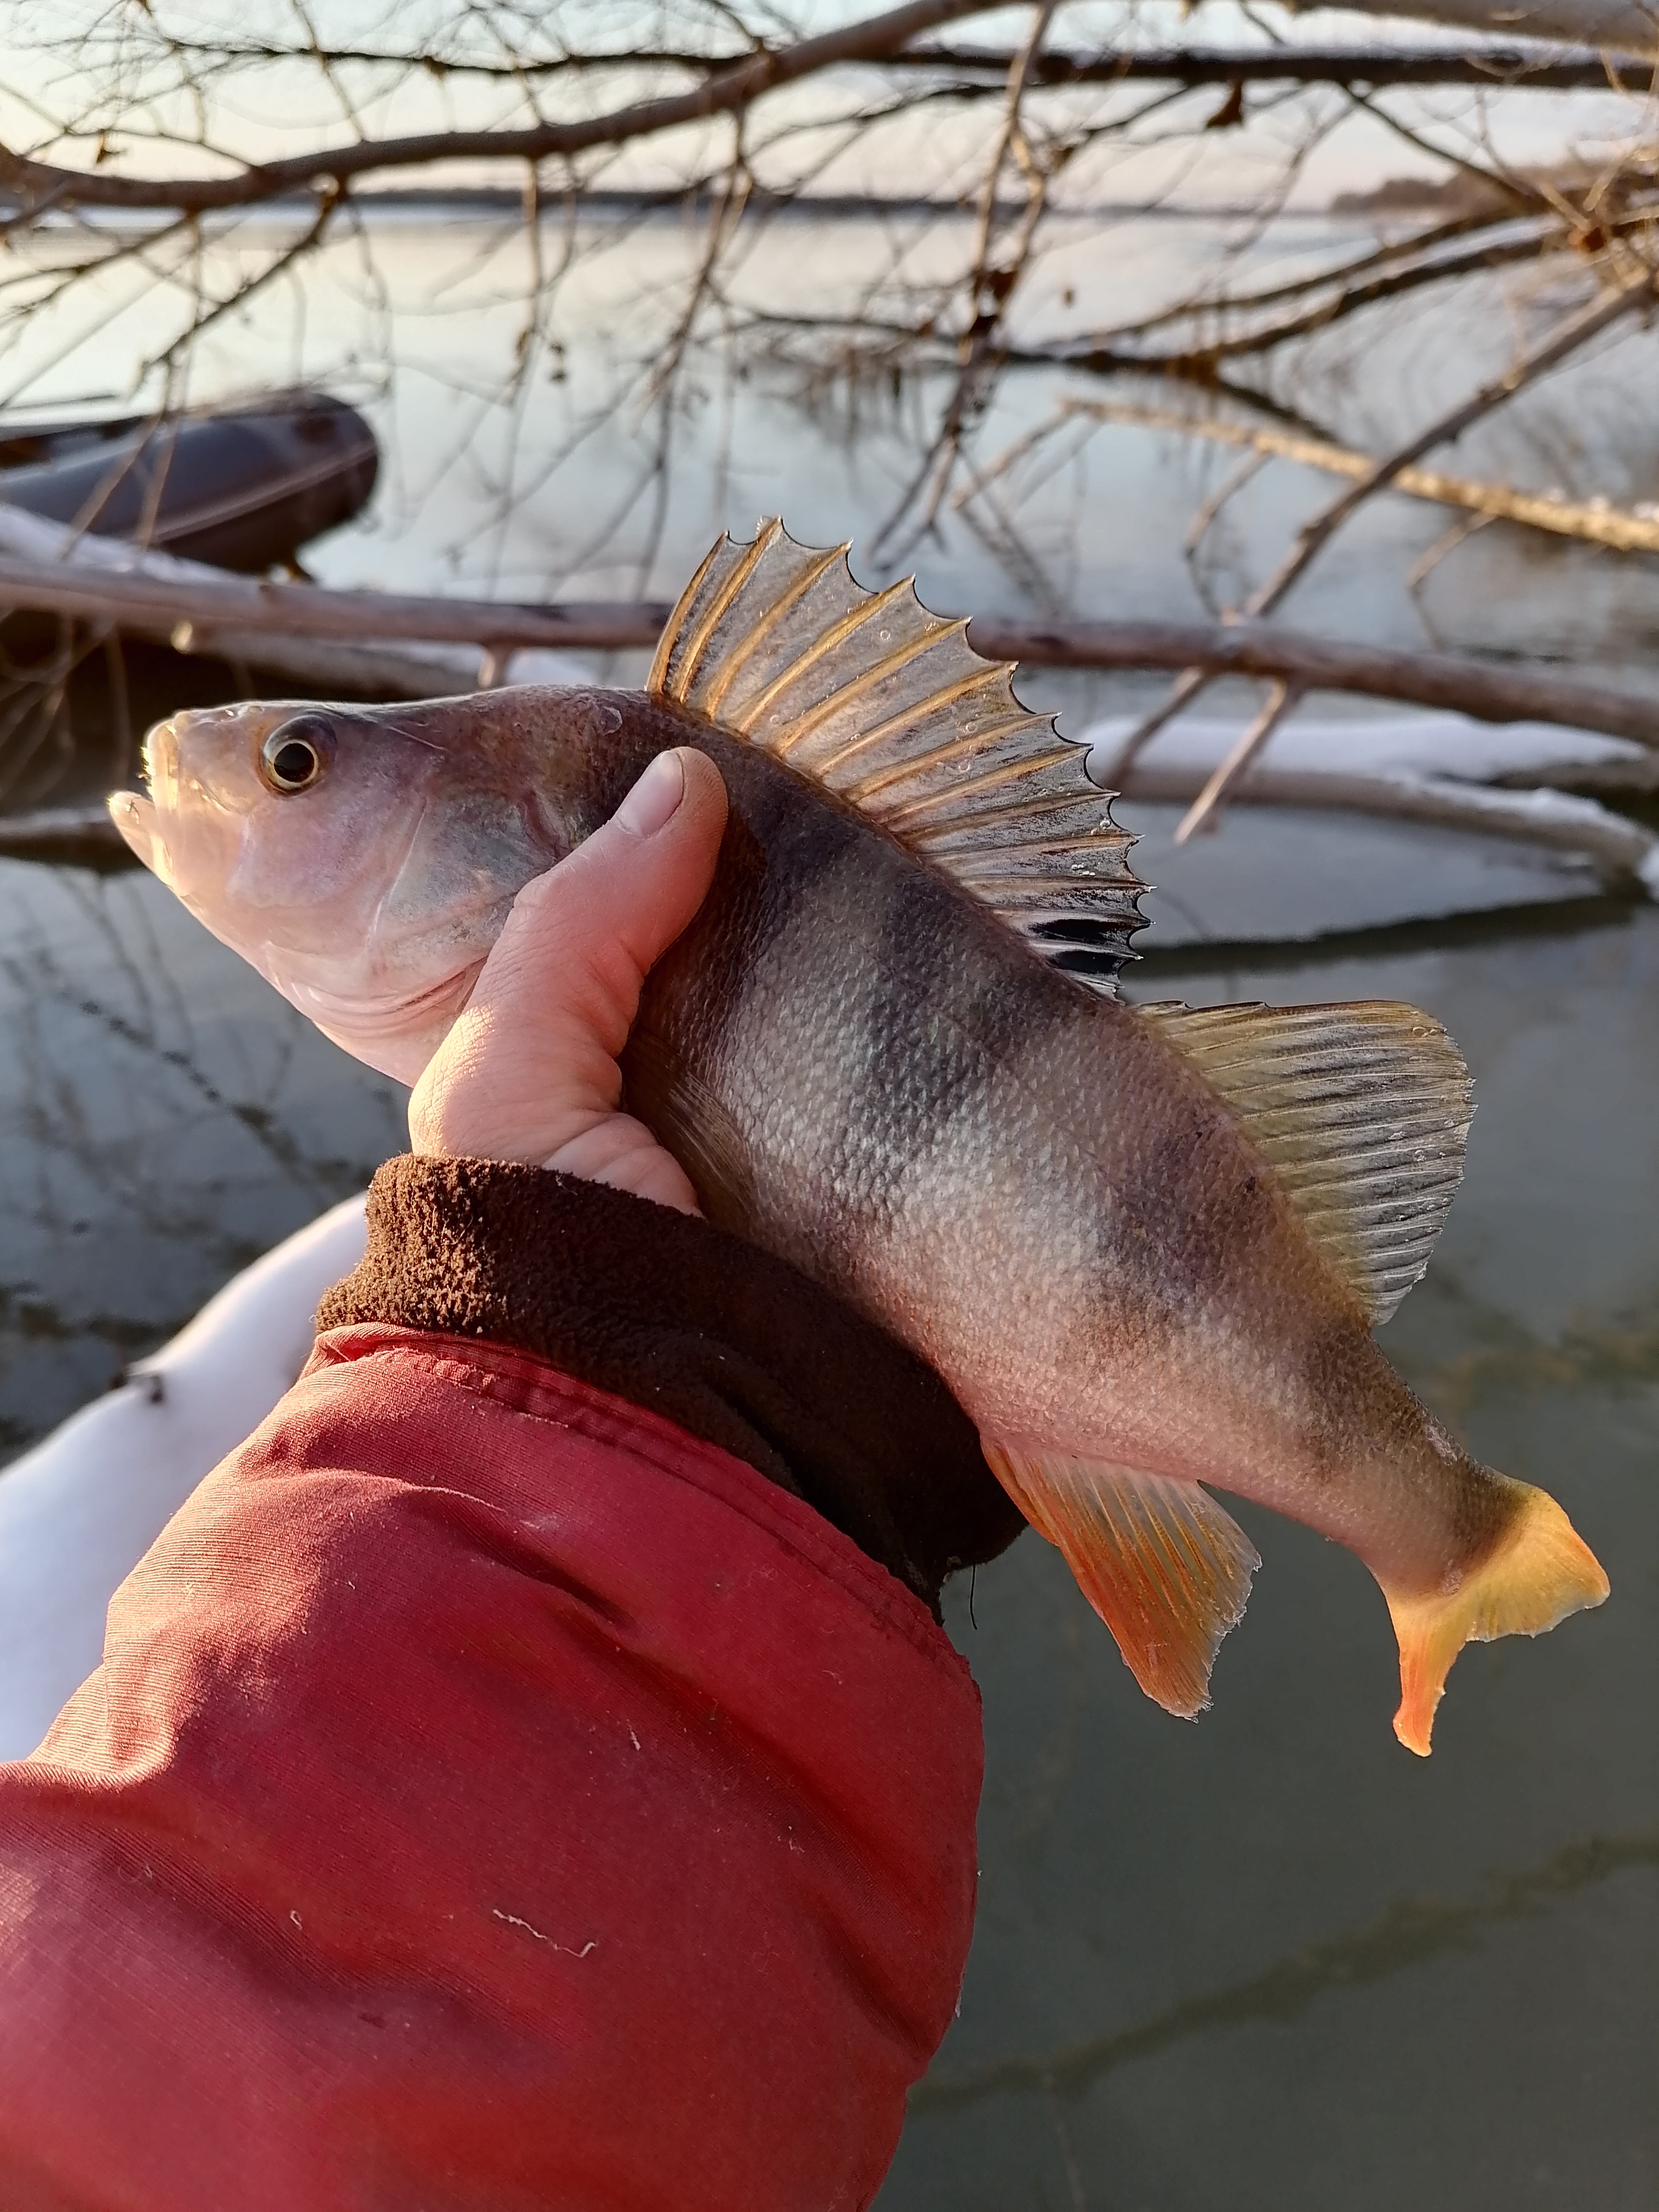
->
xmin=982 ymin=1439 xmax=1260 ymax=1718
xmin=1381 ymin=1483 xmax=1609 ymax=1756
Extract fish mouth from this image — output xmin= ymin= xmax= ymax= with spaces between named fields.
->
xmin=109 ymin=711 xmax=184 ymax=880
xmin=107 ymin=788 xmax=170 ymax=883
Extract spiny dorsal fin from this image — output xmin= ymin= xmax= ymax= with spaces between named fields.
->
xmin=651 ymin=519 xmax=1147 ymax=977
xmin=1138 ymin=999 xmax=1475 ymax=1326
xmin=982 ymin=1439 xmax=1260 ymax=1718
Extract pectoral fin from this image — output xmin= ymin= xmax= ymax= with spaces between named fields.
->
xmin=1380 ymin=1483 xmax=1609 ymax=1756
xmin=622 ymin=1025 xmax=755 ymax=1227
xmin=982 ymin=1439 xmax=1260 ymax=1718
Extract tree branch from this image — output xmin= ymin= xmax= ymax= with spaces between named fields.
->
xmin=963 ymin=615 xmax=1659 ymax=751
xmin=1100 ymin=259 xmax=1659 ymax=790
xmin=93 ymin=38 xmax=1659 ymax=92
xmin=3 ymin=504 xmax=1656 ymax=753
xmin=1055 ymin=397 xmax=1659 ymax=554
xmin=0 ymin=0 xmax=1000 ymax=213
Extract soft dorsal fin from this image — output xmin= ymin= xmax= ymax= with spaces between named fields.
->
xmin=1138 ymin=999 xmax=1475 ymax=1326
xmin=981 ymin=1439 xmax=1260 ymax=1718
xmin=650 ymin=519 xmax=1147 ymax=976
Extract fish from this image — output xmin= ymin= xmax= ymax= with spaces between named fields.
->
xmin=108 ymin=519 xmax=1609 ymax=1752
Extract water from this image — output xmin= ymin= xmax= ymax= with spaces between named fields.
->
xmin=0 ymin=203 xmax=1653 ymax=2200
xmin=0 ymin=860 xmax=403 ymax=1449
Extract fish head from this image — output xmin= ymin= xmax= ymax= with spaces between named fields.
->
xmin=108 ymin=687 xmax=609 ymax=1082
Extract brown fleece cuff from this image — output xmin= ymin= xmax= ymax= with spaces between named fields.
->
xmin=317 ymin=1156 xmax=1023 ymax=1616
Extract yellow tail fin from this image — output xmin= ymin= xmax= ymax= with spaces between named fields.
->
xmin=1381 ymin=1484 xmax=1608 ymax=1756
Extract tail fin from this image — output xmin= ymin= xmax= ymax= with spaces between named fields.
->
xmin=1380 ymin=1483 xmax=1608 ymax=1756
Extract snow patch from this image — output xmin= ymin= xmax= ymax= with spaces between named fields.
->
xmin=0 ymin=1193 xmax=368 ymax=1762
xmin=1078 ymin=709 xmax=1647 ymax=787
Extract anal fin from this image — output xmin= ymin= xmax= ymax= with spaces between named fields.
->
xmin=982 ymin=1439 xmax=1260 ymax=1718
xmin=1380 ymin=1482 xmax=1608 ymax=1756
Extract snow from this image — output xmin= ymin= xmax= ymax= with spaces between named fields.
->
xmin=1077 ymin=708 xmax=1659 ymax=884
xmin=0 ymin=1193 xmax=368 ymax=1763
xmin=1078 ymin=709 xmax=1650 ymax=787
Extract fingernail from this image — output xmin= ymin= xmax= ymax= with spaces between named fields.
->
xmin=616 ymin=750 xmax=685 ymax=837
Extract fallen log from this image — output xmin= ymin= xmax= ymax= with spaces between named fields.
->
xmin=965 ymin=617 xmax=1659 ymax=753
xmin=1 ymin=501 xmax=1655 ymax=754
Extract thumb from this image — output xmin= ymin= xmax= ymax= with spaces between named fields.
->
xmin=408 ymin=748 xmax=728 ymax=1208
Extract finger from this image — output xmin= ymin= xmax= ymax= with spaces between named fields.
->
xmin=408 ymin=749 xmax=728 ymax=1172
xmin=493 ymin=746 xmax=729 ymax=1059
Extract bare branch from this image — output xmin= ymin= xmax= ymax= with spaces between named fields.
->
xmin=1173 ymin=677 xmax=1305 ymax=842
xmin=1293 ymin=0 xmax=1657 ymax=63
xmin=1 ymin=509 xmax=1653 ymax=752
xmin=1103 ymin=260 xmax=1659 ymax=782
xmin=912 ymin=40 xmax=1659 ymax=88
xmin=1052 ymin=398 xmax=1659 ymax=554
xmin=1013 ymin=213 xmax=1659 ymax=372
xmin=76 ymin=39 xmax=1659 ymax=93
xmin=0 ymin=1 xmax=1004 ymax=213
xmin=961 ymin=615 xmax=1659 ymax=753
xmin=1118 ymin=763 xmax=1657 ymax=880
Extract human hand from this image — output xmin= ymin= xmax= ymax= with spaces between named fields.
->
xmin=407 ymin=747 xmax=729 ymax=1215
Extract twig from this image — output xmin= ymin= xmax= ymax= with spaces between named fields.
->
xmin=873 ymin=0 xmax=1059 ymax=559
xmin=1053 ymin=397 xmax=1659 ymax=554
xmin=1174 ymin=679 xmax=1305 ymax=841
xmin=0 ymin=1 xmax=1003 ymax=215
xmin=1086 ymin=207 xmax=1554 ymax=349
xmin=1406 ymin=511 xmax=1498 ymax=601
xmin=1010 ymin=180 xmax=1659 ymax=378
xmin=1104 ymin=260 xmax=1659 ymax=784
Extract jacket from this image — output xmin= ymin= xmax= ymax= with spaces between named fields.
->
xmin=0 ymin=1157 xmax=1024 ymax=2210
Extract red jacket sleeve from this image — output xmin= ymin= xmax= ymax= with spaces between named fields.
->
xmin=0 ymin=1323 xmax=984 ymax=2211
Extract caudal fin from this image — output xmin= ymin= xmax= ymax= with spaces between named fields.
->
xmin=1380 ymin=1483 xmax=1608 ymax=1756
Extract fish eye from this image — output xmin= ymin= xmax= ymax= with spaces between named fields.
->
xmin=258 ymin=715 xmax=334 ymax=795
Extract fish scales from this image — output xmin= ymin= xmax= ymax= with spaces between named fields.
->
xmin=640 ymin=723 xmax=1512 ymax=1580
xmin=109 ymin=520 xmax=1609 ymax=1753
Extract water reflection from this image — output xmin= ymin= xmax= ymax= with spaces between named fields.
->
xmin=0 ymin=858 xmax=403 ymax=1451
xmin=8 ymin=211 xmax=1658 ymax=683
